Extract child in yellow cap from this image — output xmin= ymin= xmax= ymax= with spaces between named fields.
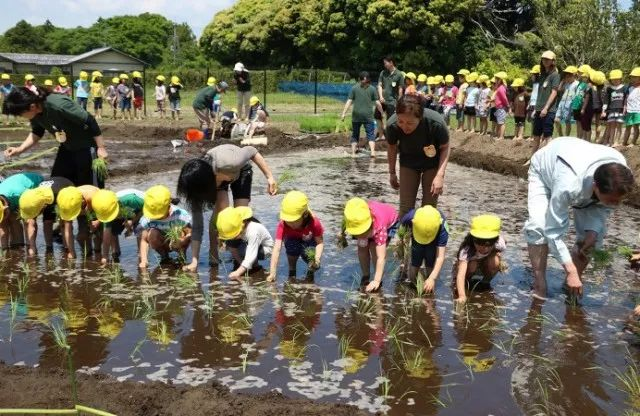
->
xmin=623 ymin=67 xmax=640 ymax=146
xmin=342 ymin=198 xmax=398 ymax=292
xmin=600 ymin=69 xmax=627 ymax=147
xmin=19 ymin=177 xmax=74 ymax=255
xmin=75 ymin=71 xmax=90 ymax=110
xmin=0 ymin=172 xmax=43 ymax=249
xmin=245 ymin=96 xmax=269 ymax=140
xmin=92 ymin=189 xmax=145 ymax=264
xmin=399 ymin=205 xmax=449 ymax=293
xmin=168 ymin=76 xmax=182 ymax=120
xmin=216 ymin=206 xmax=273 ymax=279
xmin=56 ymin=185 xmax=100 ymax=259
xmin=267 ymin=191 xmax=324 ymax=282
xmin=90 ymin=72 xmax=104 ymax=119
xmin=138 ymin=185 xmax=192 ymax=269
xmin=453 ymin=214 xmax=506 ymax=304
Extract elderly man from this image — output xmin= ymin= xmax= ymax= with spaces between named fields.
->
xmin=525 ymin=136 xmax=634 ymax=299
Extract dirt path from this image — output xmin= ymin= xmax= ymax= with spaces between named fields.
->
xmin=0 ymin=364 xmax=368 ymax=416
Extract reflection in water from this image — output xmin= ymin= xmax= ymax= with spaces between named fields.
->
xmin=1 ymin=149 xmax=640 ymax=414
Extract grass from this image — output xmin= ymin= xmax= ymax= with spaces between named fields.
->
xmin=165 ymin=224 xmax=185 ymax=249
xmin=592 ymin=248 xmax=614 ymax=269
xmin=8 ymin=293 xmax=18 ymax=342
xmin=175 ymin=270 xmax=198 ymax=289
xmin=618 ymin=245 xmax=635 ymax=260
xmin=611 ymin=352 xmax=640 ymax=409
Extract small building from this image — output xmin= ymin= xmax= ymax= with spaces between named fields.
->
xmin=0 ymin=46 xmax=147 ymax=78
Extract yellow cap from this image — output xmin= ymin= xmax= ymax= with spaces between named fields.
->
xmin=207 ymin=76 xmax=216 ymax=86
xmin=79 ymin=71 xmax=88 ymax=80
xmin=426 ymin=76 xmax=435 ymax=85
xmin=511 ymin=78 xmax=525 ymax=88
xmin=250 ymin=96 xmax=260 ymax=106
xmin=1 ymin=73 xmax=10 ymax=80
xmin=58 ymin=76 xmax=68 ymax=86
xmin=609 ymin=69 xmax=623 ymax=80
xmin=466 ymin=72 xmax=479 ymax=83
xmin=92 ymin=190 xmax=119 ymax=223
xmin=445 ymin=74 xmax=455 ymax=83
xmin=412 ymin=206 xmax=442 ymax=245
xmin=590 ymin=70 xmax=606 ymax=86
xmin=417 ymin=74 xmax=427 ymax=83
xmin=0 ymin=198 xmax=6 ymax=223
xmin=630 ymin=67 xmax=640 ymax=77
xmin=405 ymin=72 xmax=416 ymax=80
xmin=457 ymin=69 xmax=470 ymax=76
xmin=91 ymin=70 xmax=102 ymax=78
xmin=477 ymin=74 xmax=489 ymax=83
xmin=578 ymin=64 xmax=592 ymax=76
xmin=25 ymin=74 xmax=35 ymax=81
xmin=344 ymin=198 xmax=372 ymax=236
xmin=494 ymin=71 xmax=508 ymax=81
xmin=143 ymin=185 xmax=171 ymax=220
xmin=132 ymin=70 xmax=142 ymax=79
xmin=541 ymin=50 xmax=556 ymax=60
xmin=469 ymin=214 xmax=501 ymax=239
xmin=217 ymin=206 xmax=253 ymax=240
xmin=231 ymin=107 xmax=238 ymax=113
xmin=171 ymin=76 xmax=180 ymax=84
xmin=529 ymin=65 xmax=541 ymax=74
xmin=119 ymin=73 xmax=129 ymax=80
xmin=156 ymin=75 xmax=166 ymax=82
xmin=19 ymin=187 xmax=54 ymax=220
xmin=563 ymin=65 xmax=578 ymax=74
xmin=57 ymin=187 xmax=83 ymax=221
xmin=280 ymin=191 xmax=309 ymax=222
xmin=44 ymin=79 xmax=53 ymax=86
xmin=435 ymin=75 xmax=444 ymax=84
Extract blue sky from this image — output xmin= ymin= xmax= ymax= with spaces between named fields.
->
xmin=0 ymin=0 xmax=237 ymax=38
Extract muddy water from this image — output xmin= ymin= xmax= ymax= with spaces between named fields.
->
xmin=1 ymin=147 xmax=640 ymax=415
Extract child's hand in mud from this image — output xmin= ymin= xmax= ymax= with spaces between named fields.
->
xmin=266 ymin=272 xmax=276 ymax=282
xmin=139 ymin=261 xmax=148 ymax=269
xmin=101 ymin=257 xmax=108 ymax=266
xmin=456 ymin=295 xmax=467 ymax=306
xmin=183 ymin=259 xmax=198 ymax=273
xmin=308 ymin=261 xmax=320 ymax=272
xmin=630 ymin=253 xmax=640 ymax=265
xmin=634 ymin=304 xmax=640 ymax=317
xmin=365 ymin=280 xmax=381 ymax=293
xmin=423 ymin=276 xmax=436 ymax=293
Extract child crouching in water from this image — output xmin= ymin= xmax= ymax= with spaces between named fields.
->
xmin=268 ymin=191 xmax=324 ymax=282
xmin=138 ymin=185 xmax=192 ymax=269
xmin=217 ymin=206 xmax=274 ymax=279
xmin=400 ymin=205 xmax=449 ymax=293
xmin=92 ymin=189 xmax=144 ymax=265
xmin=342 ymin=198 xmax=398 ymax=292
xmin=453 ymin=214 xmax=506 ymax=304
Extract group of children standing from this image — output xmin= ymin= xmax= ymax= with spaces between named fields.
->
xmin=0 ymin=168 xmax=504 ymax=304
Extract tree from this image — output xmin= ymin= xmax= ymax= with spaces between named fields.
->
xmin=3 ymin=20 xmax=45 ymax=52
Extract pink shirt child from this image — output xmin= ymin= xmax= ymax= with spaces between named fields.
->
xmin=494 ymin=84 xmax=509 ymax=109
xmin=357 ymin=201 xmax=399 ymax=247
xmin=275 ymin=215 xmax=324 ymax=241
xmin=441 ymin=86 xmax=459 ymax=107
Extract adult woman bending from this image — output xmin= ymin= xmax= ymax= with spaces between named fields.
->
xmin=177 ymin=144 xmax=276 ymax=272
xmin=386 ymin=94 xmax=450 ymax=218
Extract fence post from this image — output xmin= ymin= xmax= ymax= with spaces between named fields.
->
xmin=143 ymin=66 xmax=147 ymax=117
xmin=314 ymin=68 xmax=318 ymax=115
xmin=263 ymin=69 xmax=267 ymax=109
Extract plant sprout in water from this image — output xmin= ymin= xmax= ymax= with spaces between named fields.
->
xmin=276 ymin=168 xmax=296 ymax=194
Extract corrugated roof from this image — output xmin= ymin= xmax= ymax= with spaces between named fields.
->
xmin=0 ymin=47 xmax=147 ymax=66
xmin=0 ymin=52 xmax=75 ymax=65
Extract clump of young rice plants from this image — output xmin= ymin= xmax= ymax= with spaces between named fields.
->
xmin=49 ymin=313 xmax=78 ymax=403
xmin=276 ymin=168 xmax=296 ymax=194
xmin=92 ymin=158 xmax=109 ymax=181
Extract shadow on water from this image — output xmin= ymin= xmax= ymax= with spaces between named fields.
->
xmin=2 ymin=148 xmax=640 ymax=414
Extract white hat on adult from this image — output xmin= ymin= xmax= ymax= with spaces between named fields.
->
xmin=234 ymin=62 xmax=248 ymax=72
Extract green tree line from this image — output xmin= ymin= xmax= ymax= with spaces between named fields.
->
xmin=200 ymin=0 xmax=640 ymax=75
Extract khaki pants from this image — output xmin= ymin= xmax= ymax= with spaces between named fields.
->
xmin=399 ymin=166 xmax=439 ymax=218
xmin=237 ymin=91 xmax=252 ymax=119
xmin=194 ymin=108 xmax=212 ymax=130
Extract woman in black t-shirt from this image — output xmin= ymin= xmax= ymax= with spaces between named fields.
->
xmin=386 ymin=94 xmax=451 ymax=218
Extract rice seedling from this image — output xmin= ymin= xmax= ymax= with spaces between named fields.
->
xmin=336 ymin=218 xmax=348 ymax=249
xmin=8 ymin=293 xmax=18 ymax=342
xmin=175 ymin=270 xmax=198 ymax=289
xmin=241 ymin=344 xmax=251 ymax=373
xmin=386 ymin=321 xmax=406 ymax=350
xmin=418 ymin=323 xmax=434 ymax=348
xmin=130 ymin=337 xmax=147 ymax=362
xmin=304 ymin=247 xmax=316 ymax=266
xmin=165 ymin=224 xmax=185 ymax=249
xmin=392 ymin=225 xmax=410 ymax=261
xmin=102 ymin=265 xmax=124 ymax=287
xmin=415 ymin=272 xmax=426 ymax=298
xmin=355 ymin=295 xmax=376 ymax=316
xmin=235 ymin=313 xmax=252 ymax=329
xmin=290 ymin=320 xmax=310 ymax=341
xmin=610 ymin=352 xmax=640 ymax=408
xmin=402 ymin=348 xmax=428 ymax=378
xmin=618 ymin=245 xmax=635 ymax=260
xmin=338 ymin=333 xmax=354 ymax=359
xmin=92 ymin=158 xmax=109 ymax=181
xmin=49 ymin=314 xmax=78 ymax=403
xmin=276 ymin=168 xmax=296 ymax=193
xmin=202 ymin=289 xmax=215 ymax=321
xmin=592 ymin=248 xmax=614 ymax=269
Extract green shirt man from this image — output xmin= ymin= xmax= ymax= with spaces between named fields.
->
xmin=378 ymin=57 xmax=405 ymax=115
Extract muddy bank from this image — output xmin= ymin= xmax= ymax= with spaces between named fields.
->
xmin=0 ymin=364 xmax=366 ymax=416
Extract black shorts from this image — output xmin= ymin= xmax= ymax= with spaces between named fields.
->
xmin=51 ymin=145 xmax=104 ymax=188
xmin=384 ymin=103 xmax=396 ymax=118
xmin=94 ymin=98 xmax=103 ymax=110
xmin=464 ymin=106 xmax=476 ymax=116
xmin=489 ymin=108 xmax=497 ymax=122
xmin=573 ymin=109 xmax=582 ymax=122
xmin=532 ymin=112 xmax=555 ymax=138
xmin=514 ymin=116 xmax=526 ymax=126
xmin=219 ymin=165 xmax=253 ymax=200
xmin=42 ymin=176 xmax=75 ymax=221
xmin=374 ymin=107 xmax=383 ymax=120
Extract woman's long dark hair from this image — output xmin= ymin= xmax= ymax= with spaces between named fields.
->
xmin=177 ymin=159 xmax=217 ymax=211
xmin=4 ymin=87 xmax=50 ymax=116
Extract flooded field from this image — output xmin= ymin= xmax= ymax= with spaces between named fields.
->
xmin=2 ymin=147 xmax=640 ymax=415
